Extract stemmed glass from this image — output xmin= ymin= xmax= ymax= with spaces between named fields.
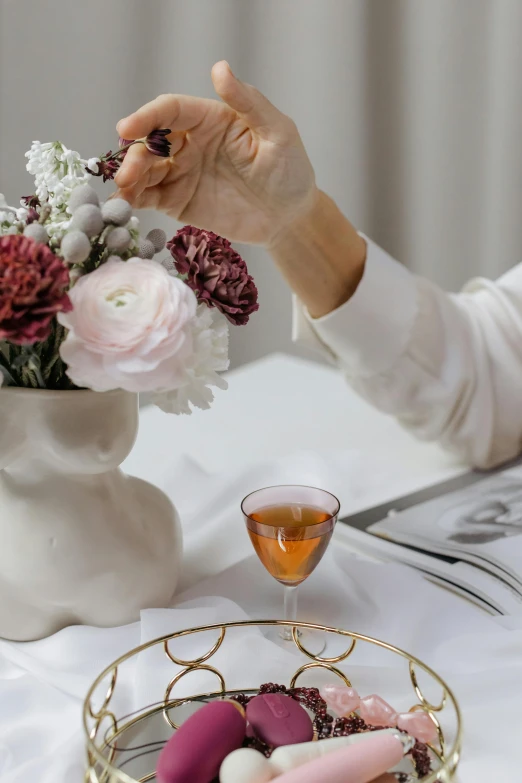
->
xmin=242 ymin=485 xmax=340 ymax=653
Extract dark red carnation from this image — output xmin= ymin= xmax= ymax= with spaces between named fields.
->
xmin=167 ymin=226 xmax=259 ymax=326
xmin=0 ymin=235 xmax=72 ymax=344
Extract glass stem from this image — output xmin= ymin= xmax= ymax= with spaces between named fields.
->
xmin=280 ymin=585 xmax=299 ymax=641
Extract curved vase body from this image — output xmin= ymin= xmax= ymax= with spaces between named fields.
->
xmin=0 ymin=388 xmax=182 ymax=641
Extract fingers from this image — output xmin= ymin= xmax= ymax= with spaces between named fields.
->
xmin=211 ymin=60 xmax=293 ymax=142
xmin=115 ymin=186 xmax=159 ymax=211
xmin=115 ymin=143 xmax=151 ymax=188
xmin=117 ymin=94 xmax=212 ymax=141
xmin=115 ymin=132 xmax=185 ymax=189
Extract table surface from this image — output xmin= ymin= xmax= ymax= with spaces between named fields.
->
xmin=122 ymin=354 xmax=520 ymax=783
xmin=124 ymin=352 xmax=465 ymax=517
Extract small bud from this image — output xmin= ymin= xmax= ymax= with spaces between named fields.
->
xmin=23 ymin=223 xmax=49 ymax=244
xmin=61 ymin=230 xmax=91 ymax=264
xmin=138 ymin=237 xmax=155 ymax=259
xmin=101 ymin=198 xmax=133 ymax=226
xmin=68 ymin=184 xmax=99 ymax=214
xmin=146 ymin=228 xmax=167 ymax=253
xmin=106 ymin=226 xmax=132 ymax=253
xmin=87 ymin=158 xmax=100 ymax=175
xmin=70 ymin=204 xmax=104 ymax=237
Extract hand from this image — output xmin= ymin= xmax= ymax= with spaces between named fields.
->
xmin=115 ymin=61 xmax=316 ymax=247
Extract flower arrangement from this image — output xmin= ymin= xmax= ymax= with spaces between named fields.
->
xmin=0 ymin=134 xmax=259 ymax=413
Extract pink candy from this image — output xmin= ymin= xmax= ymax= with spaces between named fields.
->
xmin=320 ymin=685 xmax=361 ymax=717
xmin=396 ymin=711 xmax=438 ymax=743
xmin=319 ymin=685 xmax=438 ymax=743
xmin=359 ymin=695 xmax=398 ymax=727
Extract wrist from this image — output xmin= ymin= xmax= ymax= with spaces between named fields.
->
xmin=268 ymin=189 xmax=367 ymax=318
xmin=265 ymin=186 xmax=322 ymax=253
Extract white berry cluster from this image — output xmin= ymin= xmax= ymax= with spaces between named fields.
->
xmin=53 ymin=184 xmax=167 ymax=277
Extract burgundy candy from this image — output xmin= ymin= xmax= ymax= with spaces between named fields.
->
xmin=246 ymin=693 xmax=314 ymax=748
xmin=156 ymin=700 xmax=246 ymax=783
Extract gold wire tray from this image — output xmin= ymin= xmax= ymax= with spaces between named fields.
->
xmin=83 ymin=620 xmax=462 ymax=783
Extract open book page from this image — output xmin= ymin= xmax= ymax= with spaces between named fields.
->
xmin=335 ymin=523 xmax=522 ymax=615
xmin=366 ymin=467 xmax=522 ymax=591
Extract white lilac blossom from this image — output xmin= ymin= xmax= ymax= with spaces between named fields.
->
xmin=0 ymin=194 xmax=18 ymax=235
xmin=152 ymin=305 xmax=230 ymax=415
xmin=25 ymin=142 xmax=98 ymax=211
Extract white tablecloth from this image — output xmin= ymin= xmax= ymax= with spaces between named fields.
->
xmin=1 ymin=354 xmax=521 ymax=782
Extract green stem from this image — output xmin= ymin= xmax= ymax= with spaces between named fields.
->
xmin=28 ymin=358 xmax=46 ymax=389
xmin=104 ymin=140 xmax=144 ymax=161
xmin=0 ymin=348 xmax=19 ymax=386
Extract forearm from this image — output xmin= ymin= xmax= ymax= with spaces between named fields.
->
xmin=294 ymin=236 xmax=522 ymax=469
xmin=268 ymin=189 xmax=367 ymax=319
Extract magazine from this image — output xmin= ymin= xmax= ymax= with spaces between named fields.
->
xmin=336 ymin=465 xmax=522 ymax=615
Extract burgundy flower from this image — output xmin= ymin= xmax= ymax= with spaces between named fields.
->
xmin=88 ymin=130 xmax=172 ymax=182
xmin=167 ymin=226 xmax=259 ymax=326
xmin=21 ymin=195 xmax=40 ymax=209
xmin=26 ymin=207 xmax=40 ymax=225
xmin=86 ymin=154 xmax=121 ymax=183
xmin=0 ymin=235 xmax=72 ymax=344
xmin=144 ymin=129 xmax=171 ymax=158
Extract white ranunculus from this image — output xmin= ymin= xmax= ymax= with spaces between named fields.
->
xmin=152 ymin=305 xmax=230 ymax=415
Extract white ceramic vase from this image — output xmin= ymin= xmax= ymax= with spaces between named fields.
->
xmin=0 ymin=387 xmax=182 ymax=641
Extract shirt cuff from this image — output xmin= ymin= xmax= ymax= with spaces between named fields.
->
xmin=292 ymin=235 xmax=419 ymax=377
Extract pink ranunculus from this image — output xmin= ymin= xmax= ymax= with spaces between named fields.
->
xmin=58 ymin=257 xmax=198 ymax=392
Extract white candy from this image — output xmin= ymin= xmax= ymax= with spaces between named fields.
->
xmin=101 ymin=198 xmax=132 ymax=226
xmin=219 ymin=748 xmax=274 ymax=783
xmin=270 ymin=735 xmax=359 ymax=774
xmin=220 ymin=732 xmax=398 ymax=783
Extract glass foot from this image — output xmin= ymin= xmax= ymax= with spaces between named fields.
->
xmin=277 ymin=626 xmax=326 ymax=656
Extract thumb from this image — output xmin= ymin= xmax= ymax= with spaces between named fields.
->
xmin=211 ymin=60 xmax=294 ymax=142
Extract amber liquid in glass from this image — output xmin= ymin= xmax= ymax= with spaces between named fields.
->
xmin=246 ymin=504 xmax=334 ymax=586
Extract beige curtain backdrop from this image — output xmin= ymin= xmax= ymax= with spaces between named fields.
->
xmin=2 ymin=0 xmax=522 ymax=367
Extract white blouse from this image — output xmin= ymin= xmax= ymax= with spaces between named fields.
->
xmin=293 ymin=236 xmax=522 ymax=469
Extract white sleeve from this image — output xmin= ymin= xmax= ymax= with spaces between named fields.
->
xmin=293 ymin=236 xmax=522 ymax=469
